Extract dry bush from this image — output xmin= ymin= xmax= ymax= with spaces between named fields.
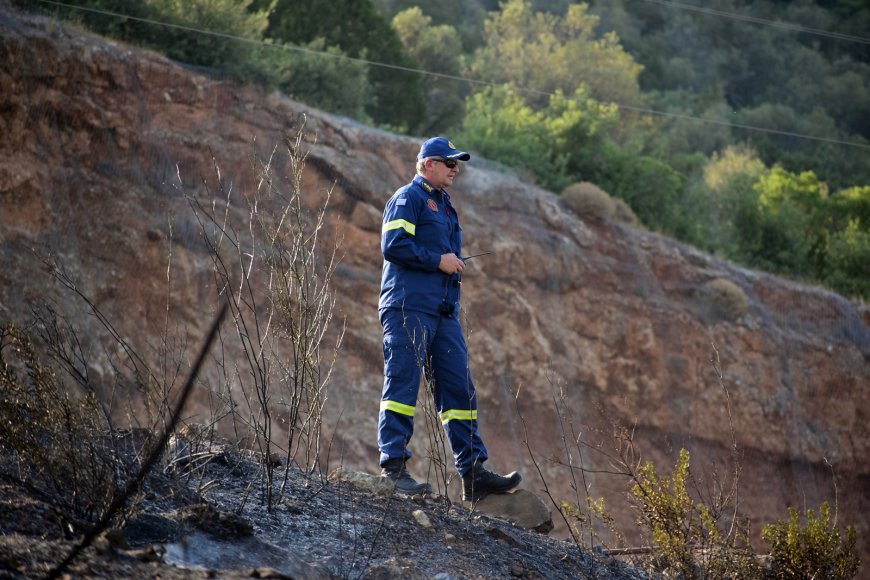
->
xmin=704 ymin=278 xmax=749 ymax=320
xmin=0 ymin=323 xmax=120 ymax=528
xmin=186 ymin=119 xmax=343 ymax=509
xmin=562 ymin=181 xmax=615 ymax=222
xmin=612 ymin=196 xmax=639 ymax=226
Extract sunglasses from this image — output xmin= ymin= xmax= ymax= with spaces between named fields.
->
xmin=433 ymin=158 xmax=459 ymax=169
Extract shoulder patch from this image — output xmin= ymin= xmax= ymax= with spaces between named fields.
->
xmin=396 ymin=197 xmax=407 ymax=206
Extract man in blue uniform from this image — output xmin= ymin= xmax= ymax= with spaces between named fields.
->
xmin=378 ymin=136 xmax=522 ymax=501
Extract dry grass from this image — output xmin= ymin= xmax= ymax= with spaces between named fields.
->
xmin=704 ymin=278 xmax=749 ymax=320
xmin=612 ymin=197 xmax=639 ymax=226
xmin=562 ymin=181 xmax=616 ymax=222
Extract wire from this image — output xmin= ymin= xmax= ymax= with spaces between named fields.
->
xmin=31 ymin=0 xmax=870 ymax=151
xmin=635 ymin=0 xmax=870 ymax=45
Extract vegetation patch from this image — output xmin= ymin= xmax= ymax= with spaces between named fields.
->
xmin=703 ymin=277 xmax=749 ymax=321
xmin=562 ymin=181 xmax=616 ymax=222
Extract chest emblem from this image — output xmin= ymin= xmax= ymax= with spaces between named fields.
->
xmin=427 ymin=199 xmax=439 ymax=212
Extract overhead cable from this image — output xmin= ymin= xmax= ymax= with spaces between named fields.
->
xmin=636 ymin=0 xmax=870 ymax=45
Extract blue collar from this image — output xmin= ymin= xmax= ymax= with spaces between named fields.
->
xmin=414 ymin=175 xmax=449 ymax=202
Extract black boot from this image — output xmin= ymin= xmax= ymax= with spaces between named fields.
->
xmin=462 ymin=460 xmax=522 ymax=502
xmin=381 ymin=458 xmax=432 ymax=495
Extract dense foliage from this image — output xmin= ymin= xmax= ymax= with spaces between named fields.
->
xmin=385 ymin=0 xmax=870 ymax=299
xmin=762 ymin=502 xmax=860 ymax=579
xmin=629 ymin=449 xmax=859 ymax=579
xmin=44 ymin=0 xmax=271 ymax=79
xmin=250 ymin=0 xmax=425 ymax=131
xmin=25 ymin=0 xmax=870 ymax=299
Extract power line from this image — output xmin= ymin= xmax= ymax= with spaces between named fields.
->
xmin=636 ymin=0 xmax=870 ymax=45
xmin=31 ymin=0 xmax=870 ymax=151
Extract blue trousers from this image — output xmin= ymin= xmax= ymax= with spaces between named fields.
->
xmin=378 ymin=308 xmax=488 ymax=476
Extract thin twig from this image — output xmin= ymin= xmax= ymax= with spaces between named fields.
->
xmin=45 ymin=303 xmax=228 ymax=580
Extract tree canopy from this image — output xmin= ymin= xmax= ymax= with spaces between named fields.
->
xmin=252 ymin=0 xmax=425 ymax=131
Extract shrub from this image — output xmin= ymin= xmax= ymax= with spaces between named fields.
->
xmin=562 ymin=181 xmax=615 ymax=222
xmin=186 ymin=121 xmax=343 ymax=507
xmin=260 ymin=39 xmax=373 ymax=121
xmin=51 ymin=0 xmax=270 ymax=78
xmin=630 ymin=449 xmax=760 ymax=579
xmin=458 ymin=85 xmax=618 ymax=192
xmin=824 ymin=220 xmax=870 ymax=300
xmin=703 ymin=278 xmax=749 ymax=320
xmin=459 ymin=86 xmax=567 ymax=187
xmin=612 ymin=196 xmax=639 ymax=226
xmin=762 ymin=502 xmax=859 ymax=579
xmin=603 ymin=151 xmax=685 ymax=235
xmin=262 ymin=0 xmax=426 ymax=132
xmin=0 ymin=323 xmax=119 ymax=527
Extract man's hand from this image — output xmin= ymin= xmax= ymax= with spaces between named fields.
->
xmin=439 ymin=253 xmax=465 ymax=275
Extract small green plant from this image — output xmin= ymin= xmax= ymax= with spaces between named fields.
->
xmin=631 ymin=449 xmax=698 ymax=577
xmin=561 ymin=495 xmax=618 ymax=548
xmin=762 ymin=502 xmax=859 ymax=579
xmin=630 ymin=449 xmax=759 ymax=579
xmin=562 ymin=181 xmax=616 ymax=222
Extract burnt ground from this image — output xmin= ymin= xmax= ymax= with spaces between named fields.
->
xmin=0 ymin=433 xmax=654 ymax=579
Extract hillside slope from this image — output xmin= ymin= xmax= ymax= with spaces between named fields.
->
xmin=1 ymin=2 xmax=868 ymax=574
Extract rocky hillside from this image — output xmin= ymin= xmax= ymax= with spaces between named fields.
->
xmin=1 ymin=2 xmax=868 ymax=574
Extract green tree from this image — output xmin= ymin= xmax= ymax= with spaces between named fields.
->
xmin=372 ymin=0 xmax=490 ymax=53
xmin=392 ymin=7 xmax=466 ymax=135
xmin=830 ymin=186 xmax=870 ymax=231
xmin=458 ymin=86 xmax=570 ymax=187
xmin=257 ymin=39 xmax=372 ymax=121
xmin=756 ymin=167 xmax=829 ymax=232
xmin=755 ymin=167 xmax=836 ymax=276
xmin=50 ymin=0 xmax=271 ymax=78
xmin=254 ymin=0 xmax=425 ymax=132
xmin=601 ymin=147 xmax=686 ymax=235
xmin=147 ymin=0 xmax=271 ymax=76
xmin=458 ymin=0 xmax=701 ymax=236
xmin=825 ymin=220 xmax=870 ymax=299
xmin=458 ymin=85 xmax=618 ymax=192
xmin=468 ymin=0 xmax=643 ymax=110
xmin=727 ymin=167 xmax=824 ymax=278
xmin=588 ymin=0 xmax=870 ymax=190
xmin=701 ymin=146 xmax=767 ymax=254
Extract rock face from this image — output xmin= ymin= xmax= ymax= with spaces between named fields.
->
xmin=2 ymin=3 xmax=868 ymax=571
xmin=474 ymin=490 xmax=554 ymax=534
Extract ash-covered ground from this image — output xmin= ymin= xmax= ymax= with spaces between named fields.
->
xmin=0 ymin=432 xmax=653 ymax=579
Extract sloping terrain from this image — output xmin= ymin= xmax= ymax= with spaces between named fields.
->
xmin=0 ymin=431 xmax=652 ymax=579
xmin=1 ymin=2 xmax=868 ymax=575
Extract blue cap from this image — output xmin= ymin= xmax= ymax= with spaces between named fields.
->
xmin=417 ymin=137 xmax=471 ymax=161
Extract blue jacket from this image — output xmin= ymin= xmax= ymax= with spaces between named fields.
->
xmin=379 ymin=175 xmax=463 ymax=316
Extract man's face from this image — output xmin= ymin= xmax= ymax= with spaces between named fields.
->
xmin=427 ymin=158 xmax=460 ymax=189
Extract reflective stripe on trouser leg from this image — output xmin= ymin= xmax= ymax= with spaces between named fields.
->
xmin=429 ymin=314 xmax=488 ymax=476
xmin=378 ymin=308 xmax=432 ymax=466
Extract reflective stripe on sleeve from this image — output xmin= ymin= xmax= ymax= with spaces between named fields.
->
xmin=383 ymin=219 xmax=416 ymax=236
xmin=440 ymin=409 xmax=477 ymax=424
xmin=381 ymin=400 xmax=416 ymax=417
